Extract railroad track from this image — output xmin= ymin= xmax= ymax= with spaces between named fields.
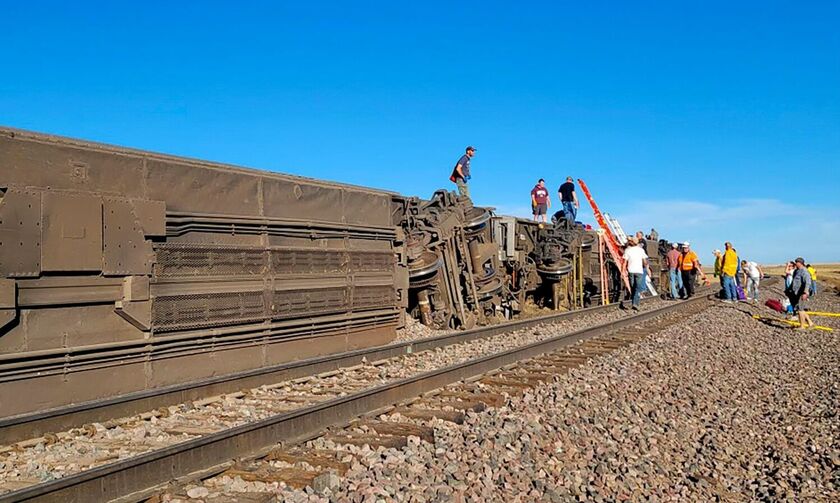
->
xmin=0 ymin=292 xmax=713 ymax=503
xmin=163 ymin=297 xmax=714 ymax=501
xmin=0 ymin=296 xmax=668 ymax=445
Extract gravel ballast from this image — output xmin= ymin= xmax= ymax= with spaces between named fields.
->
xmin=279 ymin=285 xmax=838 ymax=502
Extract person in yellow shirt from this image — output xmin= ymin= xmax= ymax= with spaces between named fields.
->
xmin=720 ymin=242 xmax=739 ymax=302
xmin=807 ymin=263 xmax=817 ymax=296
xmin=713 ymin=249 xmax=723 ymax=288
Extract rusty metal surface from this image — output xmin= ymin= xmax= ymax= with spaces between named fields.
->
xmin=0 ymin=188 xmax=42 ymax=277
xmin=0 ymin=295 xmax=711 ymax=503
xmin=0 ymin=127 xmax=403 ymax=418
xmin=40 ymin=192 xmax=102 ymax=272
xmin=103 ymin=198 xmax=154 ymax=276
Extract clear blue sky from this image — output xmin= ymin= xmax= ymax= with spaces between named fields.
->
xmin=2 ymin=1 xmax=838 ymax=264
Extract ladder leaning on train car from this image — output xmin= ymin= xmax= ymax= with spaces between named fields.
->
xmin=577 ymin=179 xmax=631 ymax=293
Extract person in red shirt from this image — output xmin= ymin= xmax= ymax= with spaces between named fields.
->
xmin=665 ymin=242 xmax=683 ymax=299
xmin=530 ymin=178 xmax=551 ymax=223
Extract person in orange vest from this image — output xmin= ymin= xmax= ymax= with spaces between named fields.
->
xmin=677 ymin=242 xmax=708 ymax=299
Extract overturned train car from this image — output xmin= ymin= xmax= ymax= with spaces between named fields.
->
xmin=0 ymin=128 xmax=408 ymax=417
xmin=0 ymin=127 xmax=667 ymax=418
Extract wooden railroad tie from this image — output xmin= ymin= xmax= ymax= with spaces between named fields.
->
xmin=222 ymin=465 xmax=319 ymax=489
xmin=265 ymin=449 xmax=350 ymax=475
xmin=390 ymin=407 xmax=465 ymax=424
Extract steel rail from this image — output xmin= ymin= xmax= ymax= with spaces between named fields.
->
xmin=0 ymin=292 xmax=667 ymax=444
xmin=0 ymin=293 xmax=712 ymax=503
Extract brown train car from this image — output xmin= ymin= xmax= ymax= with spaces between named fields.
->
xmin=0 ymin=127 xmax=408 ymax=418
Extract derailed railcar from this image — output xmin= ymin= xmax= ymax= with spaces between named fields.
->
xmin=495 ymin=213 xmax=617 ymax=309
xmin=0 ymin=127 xmax=668 ymax=419
xmin=0 ymin=127 xmax=405 ymax=417
xmin=400 ymin=191 xmax=506 ymax=330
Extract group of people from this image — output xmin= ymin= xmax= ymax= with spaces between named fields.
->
xmin=711 ymin=246 xmax=820 ymax=329
xmin=448 ymin=147 xmax=582 ymax=224
xmin=529 ymin=177 xmax=580 ymax=223
xmin=711 ymin=243 xmax=764 ymax=303
xmin=449 ymin=148 xmax=821 ymax=329
xmin=622 ymin=231 xmax=704 ymax=310
xmin=662 ymin=241 xmax=708 ymax=301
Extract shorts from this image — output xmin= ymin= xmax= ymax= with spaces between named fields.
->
xmin=787 ymin=292 xmax=807 ymax=312
xmin=533 ymin=203 xmax=547 ymax=216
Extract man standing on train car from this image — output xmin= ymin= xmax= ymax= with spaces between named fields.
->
xmin=530 ymin=178 xmax=550 ymax=223
xmin=450 ymin=146 xmax=476 ymax=198
xmin=557 ymin=177 xmax=579 ymax=221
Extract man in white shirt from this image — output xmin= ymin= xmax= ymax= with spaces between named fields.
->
xmin=741 ymin=260 xmax=763 ymax=303
xmin=623 ymin=237 xmax=649 ymax=311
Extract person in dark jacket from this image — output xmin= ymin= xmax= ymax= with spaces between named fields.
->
xmin=787 ymin=257 xmax=814 ymax=329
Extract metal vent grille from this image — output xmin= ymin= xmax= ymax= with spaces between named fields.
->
xmin=270 ymin=249 xmax=345 ymax=275
xmin=155 ymin=245 xmax=266 ymax=277
xmin=153 ymin=291 xmax=266 ymax=331
xmin=272 ymin=287 xmax=349 ymax=319
xmin=353 ymin=285 xmax=396 ymax=309
xmin=348 ymin=251 xmax=393 ymax=272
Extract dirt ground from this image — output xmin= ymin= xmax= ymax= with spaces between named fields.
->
xmin=763 ymin=262 xmax=840 ymax=294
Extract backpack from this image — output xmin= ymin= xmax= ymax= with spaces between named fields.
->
xmin=764 ymin=299 xmax=783 ymax=313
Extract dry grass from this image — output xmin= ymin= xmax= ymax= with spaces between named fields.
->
xmin=762 ymin=262 xmax=840 ymax=293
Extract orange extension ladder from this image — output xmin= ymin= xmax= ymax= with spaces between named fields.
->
xmin=577 ymin=178 xmax=631 ymax=293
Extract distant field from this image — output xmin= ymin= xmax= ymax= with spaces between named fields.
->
xmin=763 ymin=262 xmax=840 ymax=293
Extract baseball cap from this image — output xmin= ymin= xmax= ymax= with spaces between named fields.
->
xmin=795 ymin=257 xmax=805 ymax=264
xmin=713 ymin=249 xmax=720 ymax=254
xmin=671 ymin=242 xmax=678 ymax=248
xmin=682 ymin=242 xmax=690 ymax=246
xmin=466 ymin=146 xmax=476 ymax=152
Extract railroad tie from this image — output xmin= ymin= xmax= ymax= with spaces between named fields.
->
xmin=390 ymin=407 xmax=466 ymax=424
xmin=480 ymin=377 xmax=533 ymax=389
xmin=325 ymin=433 xmax=408 ymax=449
xmin=222 ymin=464 xmax=320 ymax=489
xmin=419 ymin=399 xmax=487 ymax=413
xmin=264 ymin=449 xmax=351 ymax=475
xmin=435 ymin=390 xmax=508 ymax=407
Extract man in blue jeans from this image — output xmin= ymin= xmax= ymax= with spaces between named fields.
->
xmin=665 ymin=242 xmax=683 ymax=299
xmin=623 ymin=237 xmax=649 ymax=310
xmin=557 ymin=177 xmax=579 ymax=222
xmin=720 ymin=242 xmax=739 ymax=302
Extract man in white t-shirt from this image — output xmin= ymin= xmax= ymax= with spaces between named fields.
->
xmin=623 ymin=237 xmax=649 ymax=310
xmin=741 ymin=260 xmax=763 ymax=303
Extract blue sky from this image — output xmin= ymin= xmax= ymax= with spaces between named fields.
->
xmin=2 ymin=1 xmax=838 ymax=264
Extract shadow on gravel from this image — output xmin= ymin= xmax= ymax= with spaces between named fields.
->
xmin=752 ymin=316 xmax=793 ymax=331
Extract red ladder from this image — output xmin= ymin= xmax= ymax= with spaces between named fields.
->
xmin=577 ymin=178 xmax=631 ymax=293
